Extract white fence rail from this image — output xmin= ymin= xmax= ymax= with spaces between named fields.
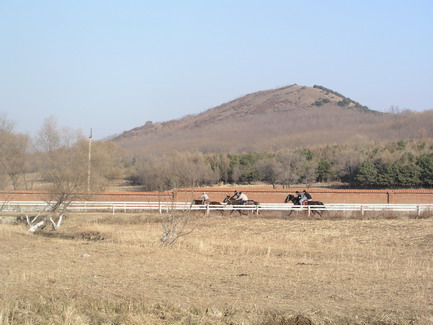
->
xmin=2 ymin=201 xmax=433 ymax=216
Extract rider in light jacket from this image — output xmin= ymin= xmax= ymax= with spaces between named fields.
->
xmin=296 ymin=191 xmax=307 ymax=205
xmin=232 ymin=191 xmax=248 ymax=204
xmin=200 ymin=192 xmax=209 ymax=204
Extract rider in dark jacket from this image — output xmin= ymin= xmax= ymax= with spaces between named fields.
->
xmin=303 ymin=190 xmax=312 ymax=201
xmin=298 ymin=190 xmax=313 ymax=205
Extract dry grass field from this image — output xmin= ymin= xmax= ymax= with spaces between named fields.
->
xmin=1 ymin=211 xmax=432 ymax=324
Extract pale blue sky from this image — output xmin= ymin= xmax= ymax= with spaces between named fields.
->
xmin=1 ymin=0 xmax=432 ymax=139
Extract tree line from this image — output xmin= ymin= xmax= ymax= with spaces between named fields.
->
xmin=0 ymin=115 xmax=124 ymax=193
xmin=129 ymin=140 xmax=433 ymax=191
xmin=1 ymin=114 xmax=432 ymax=193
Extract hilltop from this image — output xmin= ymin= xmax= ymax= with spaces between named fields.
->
xmin=112 ymin=84 xmax=433 ymax=155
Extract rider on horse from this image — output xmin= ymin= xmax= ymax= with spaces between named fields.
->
xmin=231 ymin=191 xmax=248 ymax=204
xmin=296 ymin=190 xmax=313 ymax=205
xmin=200 ymin=192 xmax=210 ymax=204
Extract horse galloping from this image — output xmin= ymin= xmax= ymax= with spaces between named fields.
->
xmin=191 ymin=199 xmax=223 ymax=206
xmin=223 ymin=196 xmax=260 ymax=215
xmin=190 ymin=199 xmax=224 ymax=215
xmin=284 ymin=194 xmax=325 ymax=217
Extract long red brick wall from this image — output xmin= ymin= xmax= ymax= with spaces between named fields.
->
xmin=0 ymin=191 xmax=172 ymax=203
xmin=1 ymin=188 xmax=433 ymax=204
xmin=175 ymin=188 xmax=433 ymax=204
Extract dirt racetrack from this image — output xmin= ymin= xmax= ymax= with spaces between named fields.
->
xmin=1 ymin=212 xmax=432 ymax=324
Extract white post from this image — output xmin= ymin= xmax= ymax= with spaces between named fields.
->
xmin=87 ymin=128 xmax=92 ymax=192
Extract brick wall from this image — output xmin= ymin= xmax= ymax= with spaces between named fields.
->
xmin=175 ymin=188 xmax=433 ymax=204
xmin=1 ymin=189 xmax=433 ymax=204
xmin=0 ymin=190 xmax=172 ymax=203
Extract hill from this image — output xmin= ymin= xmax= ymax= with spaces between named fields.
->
xmin=112 ymin=84 xmax=433 ymax=155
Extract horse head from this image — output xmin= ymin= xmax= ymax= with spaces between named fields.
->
xmin=284 ymin=194 xmax=298 ymax=204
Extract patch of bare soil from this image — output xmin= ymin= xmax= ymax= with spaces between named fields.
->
xmin=36 ymin=230 xmax=105 ymax=241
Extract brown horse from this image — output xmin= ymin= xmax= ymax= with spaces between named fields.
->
xmin=190 ymin=199 xmax=224 ymax=215
xmin=191 ymin=199 xmax=223 ymax=206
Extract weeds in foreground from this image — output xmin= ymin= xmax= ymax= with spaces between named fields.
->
xmin=1 ymin=212 xmax=432 ymax=325
xmin=160 ymin=213 xmax=195 ymax=246
xmin=2 ymin=298 xmax=428 ymax=325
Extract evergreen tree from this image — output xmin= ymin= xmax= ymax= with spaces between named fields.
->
xmin=392 ymin=159 xmax=422 ymax=188
xmin=316 ymin=159 xmax=334 ymax=182
xmin=417 ymin=153 xmax=433 ymax=187
xmin=374 ymin=160 xmax=395 ymax=188
xmin=354 ymin=160 xmax=378 ymax=188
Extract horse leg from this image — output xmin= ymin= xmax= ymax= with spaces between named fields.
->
xmin=321 ymin=204 xmax=327 ymax=214
xmin=314 ymin=202 xmax=326 ymax=216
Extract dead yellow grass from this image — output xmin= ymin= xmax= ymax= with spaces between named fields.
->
xmin=1 ymin=212 xmax=432 ymax=324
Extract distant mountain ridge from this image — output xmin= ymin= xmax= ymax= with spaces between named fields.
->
xmin=112 ymin=84 xmax=433 ymax=155
xmin=115 ymin=84 xmax=374 ymax=138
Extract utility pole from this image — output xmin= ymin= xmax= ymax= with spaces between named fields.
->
xmin=87 ymin=128 xmax=92 ymax=192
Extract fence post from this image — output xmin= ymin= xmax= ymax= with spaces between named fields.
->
xmin=417 ymin=205 xmax=421 ymax=217
xmin=308 ymin=205 xmax=311 ymax=217
xmin=361 ymin=205 xmax=364 ymax=216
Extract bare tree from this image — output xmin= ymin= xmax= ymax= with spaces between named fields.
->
xmin=131 ymin=154 xmax=172 ymax=191
xmin=0 ymin=115 xmax=30 ymax=190
xmin=79 ymin=139 xmax=125 ymax=191
xmin=160 ymin=212 xmax=195 ymax=246
xmin=131 ymin=152 xmax=218 ymax=191
xmin=28 ymin=117 xmax=88 ymax=232
xmin=275 ymin=151 xmax=305 ymax=188
xmin=257 ymin=158 xmax=279 ymax=188
xmin=165 ymin=152 xmax=218 ymax=188
xmin=333 ymin=148 xmax=363 ymax=182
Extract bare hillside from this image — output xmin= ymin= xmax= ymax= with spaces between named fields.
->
xmin=112 ymin=84 xmax=433 ymax=155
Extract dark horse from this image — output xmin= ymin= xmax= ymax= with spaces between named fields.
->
xmin=284 ymin=194 xmax=325 ymax=217
xmin=223 ymin=196 xmax=260 ymax=215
